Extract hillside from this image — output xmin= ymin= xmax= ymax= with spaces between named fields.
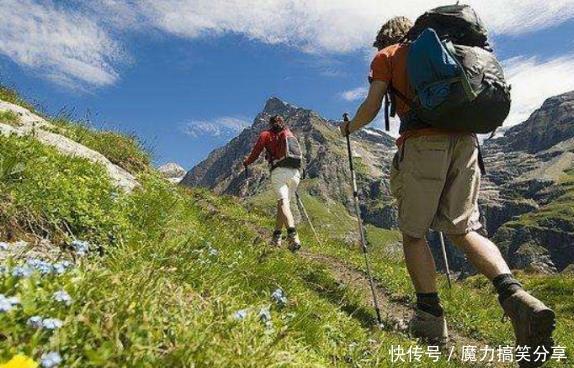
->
xmin=0 ymin=87 xmax=572 ymax=366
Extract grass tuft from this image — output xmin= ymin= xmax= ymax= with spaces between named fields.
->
xmin=0 ymin=111 xmax=21 ymax=127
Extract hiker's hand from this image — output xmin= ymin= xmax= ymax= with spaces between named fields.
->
xmin=242 ymin=162 xmax=248 ymax=171
xmin=339 ymin=120 xmax=351 ymax=137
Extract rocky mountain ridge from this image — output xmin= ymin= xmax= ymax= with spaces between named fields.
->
xmin=181 ymin=97 xmax=397 ymax=224
xmin=478 ymin=91 xmax=574 ymax=273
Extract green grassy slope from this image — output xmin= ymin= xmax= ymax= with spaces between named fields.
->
xmin=0 ymin=125 xmax=459 ymax=366
xmin=1 ymin=89 xmax=572 ymax=366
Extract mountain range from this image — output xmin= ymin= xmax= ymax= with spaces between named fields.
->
xmin=182 ymin=92 xmax=574 ymax=274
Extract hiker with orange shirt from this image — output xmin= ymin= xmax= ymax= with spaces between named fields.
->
xmin=339 ymin=11 xmax=555 ymax=366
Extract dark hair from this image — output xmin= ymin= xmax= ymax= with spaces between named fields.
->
xmin=269 ymin=115 xmax=286 ymax=132
xmin=373 ymin=16 xmax=413 ymax=50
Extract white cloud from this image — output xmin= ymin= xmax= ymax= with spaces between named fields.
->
xmin=0 ymin=0 xmax=124 ymax=88
xmin=135 ymin=0 xmax=574 ymax=53
xmin=182 ymin=117 xmax=250 ymax=139
xmin=340 ymin=87 xmax=368 ymax=102
xmin=2 ymin=0 xmax=574 ymax=88
xmin=504 ymin=55 xmax=574 ymax=126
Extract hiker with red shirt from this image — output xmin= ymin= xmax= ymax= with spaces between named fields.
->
xmin=339 ymin=15 xmax=555 ymax=362
xmin=244 ymin=115 xmax=302 ymax=252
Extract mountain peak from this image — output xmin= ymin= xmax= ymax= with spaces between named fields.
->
xmin=263 ymin=97 xmax=299 ymax=116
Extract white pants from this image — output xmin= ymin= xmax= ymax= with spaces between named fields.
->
xmin=271 ymin=167 xmax=300 ymax=202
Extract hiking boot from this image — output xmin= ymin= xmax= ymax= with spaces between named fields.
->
xmin=270 ymin=230 xmax=282 ymax=247
xmin=287 ymin=230 xmax=301 ymax=253
xmin=501 ymin=289 xmax=556 ymax=367
xmin=409 ymin=307 xmax=448 ymax=345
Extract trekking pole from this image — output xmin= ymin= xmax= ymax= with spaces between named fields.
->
xmin=241 ymin=165 xmax=250 ymax=198
xmin=295 ymin=191 xmax=322 ymax=246
xmin=438 ymin=232 xmax=452 ymax=289
xmin=343 ymin=113 xmax=383 ymax=327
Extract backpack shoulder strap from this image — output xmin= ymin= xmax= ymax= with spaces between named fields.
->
xmin=384 ymin=92 xmax=391 ymax=131
xmin=385 ymin=84 xmax=415 ymax=131
xmin=388 ymin=85 xmax=416 ymax=109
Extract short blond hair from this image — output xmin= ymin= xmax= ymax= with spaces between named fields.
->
xmin=373 ymin=16 xmax=413 ymax=50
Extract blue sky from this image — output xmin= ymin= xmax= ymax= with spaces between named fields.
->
xmin=2 ymin=1 xmax=574 ymax=169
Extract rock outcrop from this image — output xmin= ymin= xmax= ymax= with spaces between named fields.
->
xmin=0 ymin=100 xmax=138 ymax=192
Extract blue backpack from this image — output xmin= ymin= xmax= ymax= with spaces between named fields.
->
xmin=385 ymin=5 xmax=511 ymax=135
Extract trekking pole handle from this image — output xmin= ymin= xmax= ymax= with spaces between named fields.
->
xmin=343 ymin=113 xmax=358 ymax=197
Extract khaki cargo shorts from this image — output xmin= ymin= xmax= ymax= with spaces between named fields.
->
xmin=390 ymin=134 xmax=482 ymax=239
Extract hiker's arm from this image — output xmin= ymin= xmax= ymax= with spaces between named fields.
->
xmin=341 ymin=80 xmax=387 ymax=136
xmin=243 ymin=135 xmax=265 ymax=166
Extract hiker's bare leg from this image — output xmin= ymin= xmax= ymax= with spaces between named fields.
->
xmin=275 ymin=201 xmax=286 ymax=231
xmin=279 ymin=199 xmax=296 ymax=228
xmin=448 ymin=231 xmax=511 ymax=280
xmin=402 ymin=233 xmax=438 ymax=293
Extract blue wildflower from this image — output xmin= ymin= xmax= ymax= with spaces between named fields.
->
xmin=110 ymin=191 xmax=120 ymax=202
xmin=271 ymin=288 xmax=288 ymax=307
xmin=52 ymin=261 xmax=72 ymax=275
xmin=52 ymin=291 xmax=72 ymax=306
xmin=11 ymin=265 xmax=33 ymax=278
xmin=207 ymin=246 xmax=219 ymax=257
xmin=41 ymin=351 xmax=62 ymax=368
xmin=0 ymin=300 xmax=12 ymax=312
xmin=27 ymin=316 xmax=43 ymax=328
xmin=42 ymin=318 xmax=63 ymax=330
xmin=0 ymin=242 xmax=8 ymax=251
xmin=71 ymin=240 xmax=90 ymax=256
xmin=258 ymin=306 xmax=271 ymax=323
xmin=26 ymin=259 xmax=53 ymax=275
xmin=0 ymin=294 xmax=17 ymax=312
xmin=233 ymin=309 xmax=249 ymax=320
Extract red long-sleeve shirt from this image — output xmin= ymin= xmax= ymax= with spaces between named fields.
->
xmin=244 ymin=129 xmax=290 ymax=166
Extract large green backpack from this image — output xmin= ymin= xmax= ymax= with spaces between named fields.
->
xmin=384 ymin=4 xmax=511 ymax=135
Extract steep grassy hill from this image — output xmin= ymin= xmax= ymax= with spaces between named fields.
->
xmin=0 ymin=88 xmax=448 ymax=367
xmin=0 ymin=88 xmax=572 ymax=367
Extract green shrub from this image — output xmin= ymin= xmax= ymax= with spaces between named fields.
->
xmin=0 ymin=134 xmax=129 ymax=245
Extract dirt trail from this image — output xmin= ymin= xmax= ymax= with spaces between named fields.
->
xmin=300 ymin=250 xmax=512 ymax=367
xmin=191 ymin=195 xmax=512 ymax=366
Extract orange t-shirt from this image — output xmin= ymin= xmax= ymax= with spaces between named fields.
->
xmin=370 ymin=43 xmax=455 ymax=146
